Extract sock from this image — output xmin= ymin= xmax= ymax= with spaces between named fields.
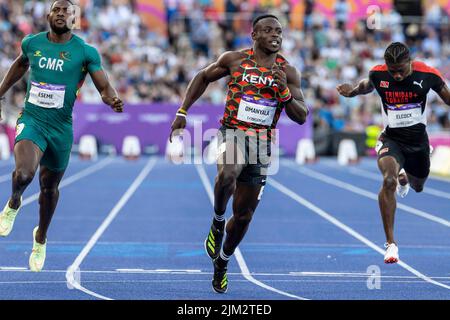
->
xmin=216 ymin=248 xmax=231 ymax=268
xmin=213 ymin=207 xmax=225 ymax=230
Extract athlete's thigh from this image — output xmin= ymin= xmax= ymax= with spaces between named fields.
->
xmin=403 ymin=149 xmax=430 ymax=189
xmin=376 ymin=135 xmax=404 ymax=176
xmin=403 ymin=149 xmax=430 ymax=180
xmin=14 ymin=140 xmax=43 ymax=172
xmin=14 ymin=114 xmax=46 ymax=171
xmin=232 ymin=182 xmax=264 ymax=216
xmin=216 ymin=127 xmax=246 ymax=176
xmin=377 ymin=155 xmax=401 ymax=178
xmin=40 ymin=123 xmax=73 ymax=173
xmin=40 ymin=147 xmax=71 ymax=173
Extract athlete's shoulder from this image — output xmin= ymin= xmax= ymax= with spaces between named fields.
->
xmin=216 ymin=50 xmax=247 ymax=67
xmin=276 ymin=52 xmax=289 ymax=65
xmin=71 ymin=34 xmax=92 ymax=49
xmin=21 ymin=32 xmax=44 ymax=45
xmin=20 ymin=33 xmax=43 ymax=53
xmin=370 ymin=64 xmax=388 ymax=72
xmin=412 ymin=60 xmax=444 ymax=79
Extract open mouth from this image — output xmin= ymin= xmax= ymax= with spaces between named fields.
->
xmin=271 ymin=40 xmax=280 ymax=46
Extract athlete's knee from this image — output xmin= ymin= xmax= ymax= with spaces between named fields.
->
xmin=14 ymin=169 xmax=35 ymax=186
xmin=233 ymin=209 xmax=254 ymax=226
xmin=382 ymin=175 xmax=397 ymax=191
xmin=40 ymin=186 xmax=59 ymax=198
xmin=217 ymin=168 xmax=238 ymax=189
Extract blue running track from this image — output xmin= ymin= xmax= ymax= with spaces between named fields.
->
xmin=0 ymin=156 xmax=449 ymax=300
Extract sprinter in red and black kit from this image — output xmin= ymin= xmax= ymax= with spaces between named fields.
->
xmin=170 ymin=14 xmax=308 ymax=293
xmin=337 ymin=42 xmax=450 ymax=264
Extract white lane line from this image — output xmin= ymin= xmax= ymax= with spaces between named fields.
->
xmin=2 ymin=279 xmax=450 ymax=286
xmin=195 ymin=164 xmax=308 ymax=300
xmin=2 ymin=268 xmax=450 ymax=279
xmin=268 ymin=177 xmax=450 ymax=291
xmin=116 ymin=269 xmax=202 ymax=273
xmin=0 ymin=267 xmax=28 ymax=271
xmin=322 ymin=163 xmax=450 ymax=201
xmin=20 ymin=157 xmax=115 ymax=207
xmin=65 ymin=157 xmax=158 ymax=301
xmin=322 ymin=158 xmax=450 ymax=184
xmin=0 ymin=173 xmax=11 ymax=184
xmin=3 ymin=240 xmax=450 ymax=249
xmin=283 ymin=162 xmax=450 ymax=228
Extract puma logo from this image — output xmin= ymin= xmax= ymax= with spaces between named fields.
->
xmin=413 ymin=80 xmax=423 ymax=89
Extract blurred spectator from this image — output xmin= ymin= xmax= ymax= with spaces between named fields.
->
xmin=0 ymin=0 xmax=449 ymax=136
xmin=334 ymin=0 xmax=349 ymax=31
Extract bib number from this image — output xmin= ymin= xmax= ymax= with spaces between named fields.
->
xmin=28 ymin=81 xmax=66 ymax=109
xmin=237 ymin=95 xmax=278 ymax=126
xmin=386 ymin=103 xmax=423 ymax=128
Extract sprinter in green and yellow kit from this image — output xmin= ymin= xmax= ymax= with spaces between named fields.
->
xmin=0 ymin=0 xmax=124 ymax=272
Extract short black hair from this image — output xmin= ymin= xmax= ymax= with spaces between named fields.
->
xmin=384 ymin=42 xmax=411 ymax=64
xmin=252 ymin=14 xmax=279 ymax=30
xmin=51 ymin=0 xmax=75 ymax=8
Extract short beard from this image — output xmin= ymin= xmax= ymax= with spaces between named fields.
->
xmin=50 ymin=22 xmax=71 ymax=35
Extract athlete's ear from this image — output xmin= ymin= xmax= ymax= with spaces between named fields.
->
xmin=251 ymin=30 xmax=257 ymax=41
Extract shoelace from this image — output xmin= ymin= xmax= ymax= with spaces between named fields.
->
xmin=384 ymin=243 xmax=396 ymax=249
xmin=5 ymin=210 xmax=16 ymax=219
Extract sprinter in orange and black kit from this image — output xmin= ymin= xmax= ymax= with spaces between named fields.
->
xmin=170 ymin=14 xmax=309 ymax=294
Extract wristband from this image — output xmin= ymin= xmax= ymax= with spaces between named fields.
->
xmin=177 ymin=108 xmax=187 ymax=115
xmin=283 ymin=95 xmax=294 ymax=104
xmin=279 ymin=88 xmax=291 ymax=102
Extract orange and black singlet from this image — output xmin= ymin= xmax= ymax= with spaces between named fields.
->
xmin=221 ymin=48 xmax=288 ymax=140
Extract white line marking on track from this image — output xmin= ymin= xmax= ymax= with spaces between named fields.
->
xmin=323 ymin=163 xmax=450 ymax=201
xmin=0 ymin=173 xmax=11 ymax=184
xmin=65 ymin=157 xmax=158 ymax=300
xmin=283 ymin=162 xmax=450 ymax=228
xmin=268 ymin=177 xmax=450 ymax=291
xmin=321 ymin=158 xmax=450 ymax=184
xmin=0 ymin=267 xmax=27 ymax=271
xmin=2 ymin=279 xmax=450 ymax=286
xmin=195 ymin=164 xmax=308 ymax=300
xmin=2 ymin=268 xmax=450 ymax=279
xmin=116 ymin=269 xmax=202 ymax=273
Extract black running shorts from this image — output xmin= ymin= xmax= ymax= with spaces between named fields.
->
xmin=217 ymin=125 xmax=271 ymax=186
xmin=376 ymin=133 xmax=431 ymax=179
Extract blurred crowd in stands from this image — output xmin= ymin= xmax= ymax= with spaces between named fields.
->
xmin=0 ymin=0 xmax=449 ymax=134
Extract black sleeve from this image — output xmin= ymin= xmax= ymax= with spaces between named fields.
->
xmin=430 ymin=73 xmax=445 ymax=93
xmin=368 ymin=71 xmax=375 ymax=87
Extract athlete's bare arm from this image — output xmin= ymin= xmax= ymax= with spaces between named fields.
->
xmin=90 ymin=70 xmax=123 ymax=113
xmin=336 ymin=78 xmax=375 ymax=97
xmin=170 ymin=51 xmax=243 ymax=142
xmin=180 ymin=51 xmax=243 ymax=112
xmin=0 ymin=55 xmax=30 ymax=120
xmin=436 ymin=83 xmax=450 ymax=106
xmin=279 ymin=65 xmax=308 ymax=124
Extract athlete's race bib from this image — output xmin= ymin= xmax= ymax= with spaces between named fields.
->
xmin=28 ymin=81 xmax=66 ymax=109
xmin=237 ymin=95 xmax=277 ymax=126
xmin=386 ymin=103 xmax=423 ymax=128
